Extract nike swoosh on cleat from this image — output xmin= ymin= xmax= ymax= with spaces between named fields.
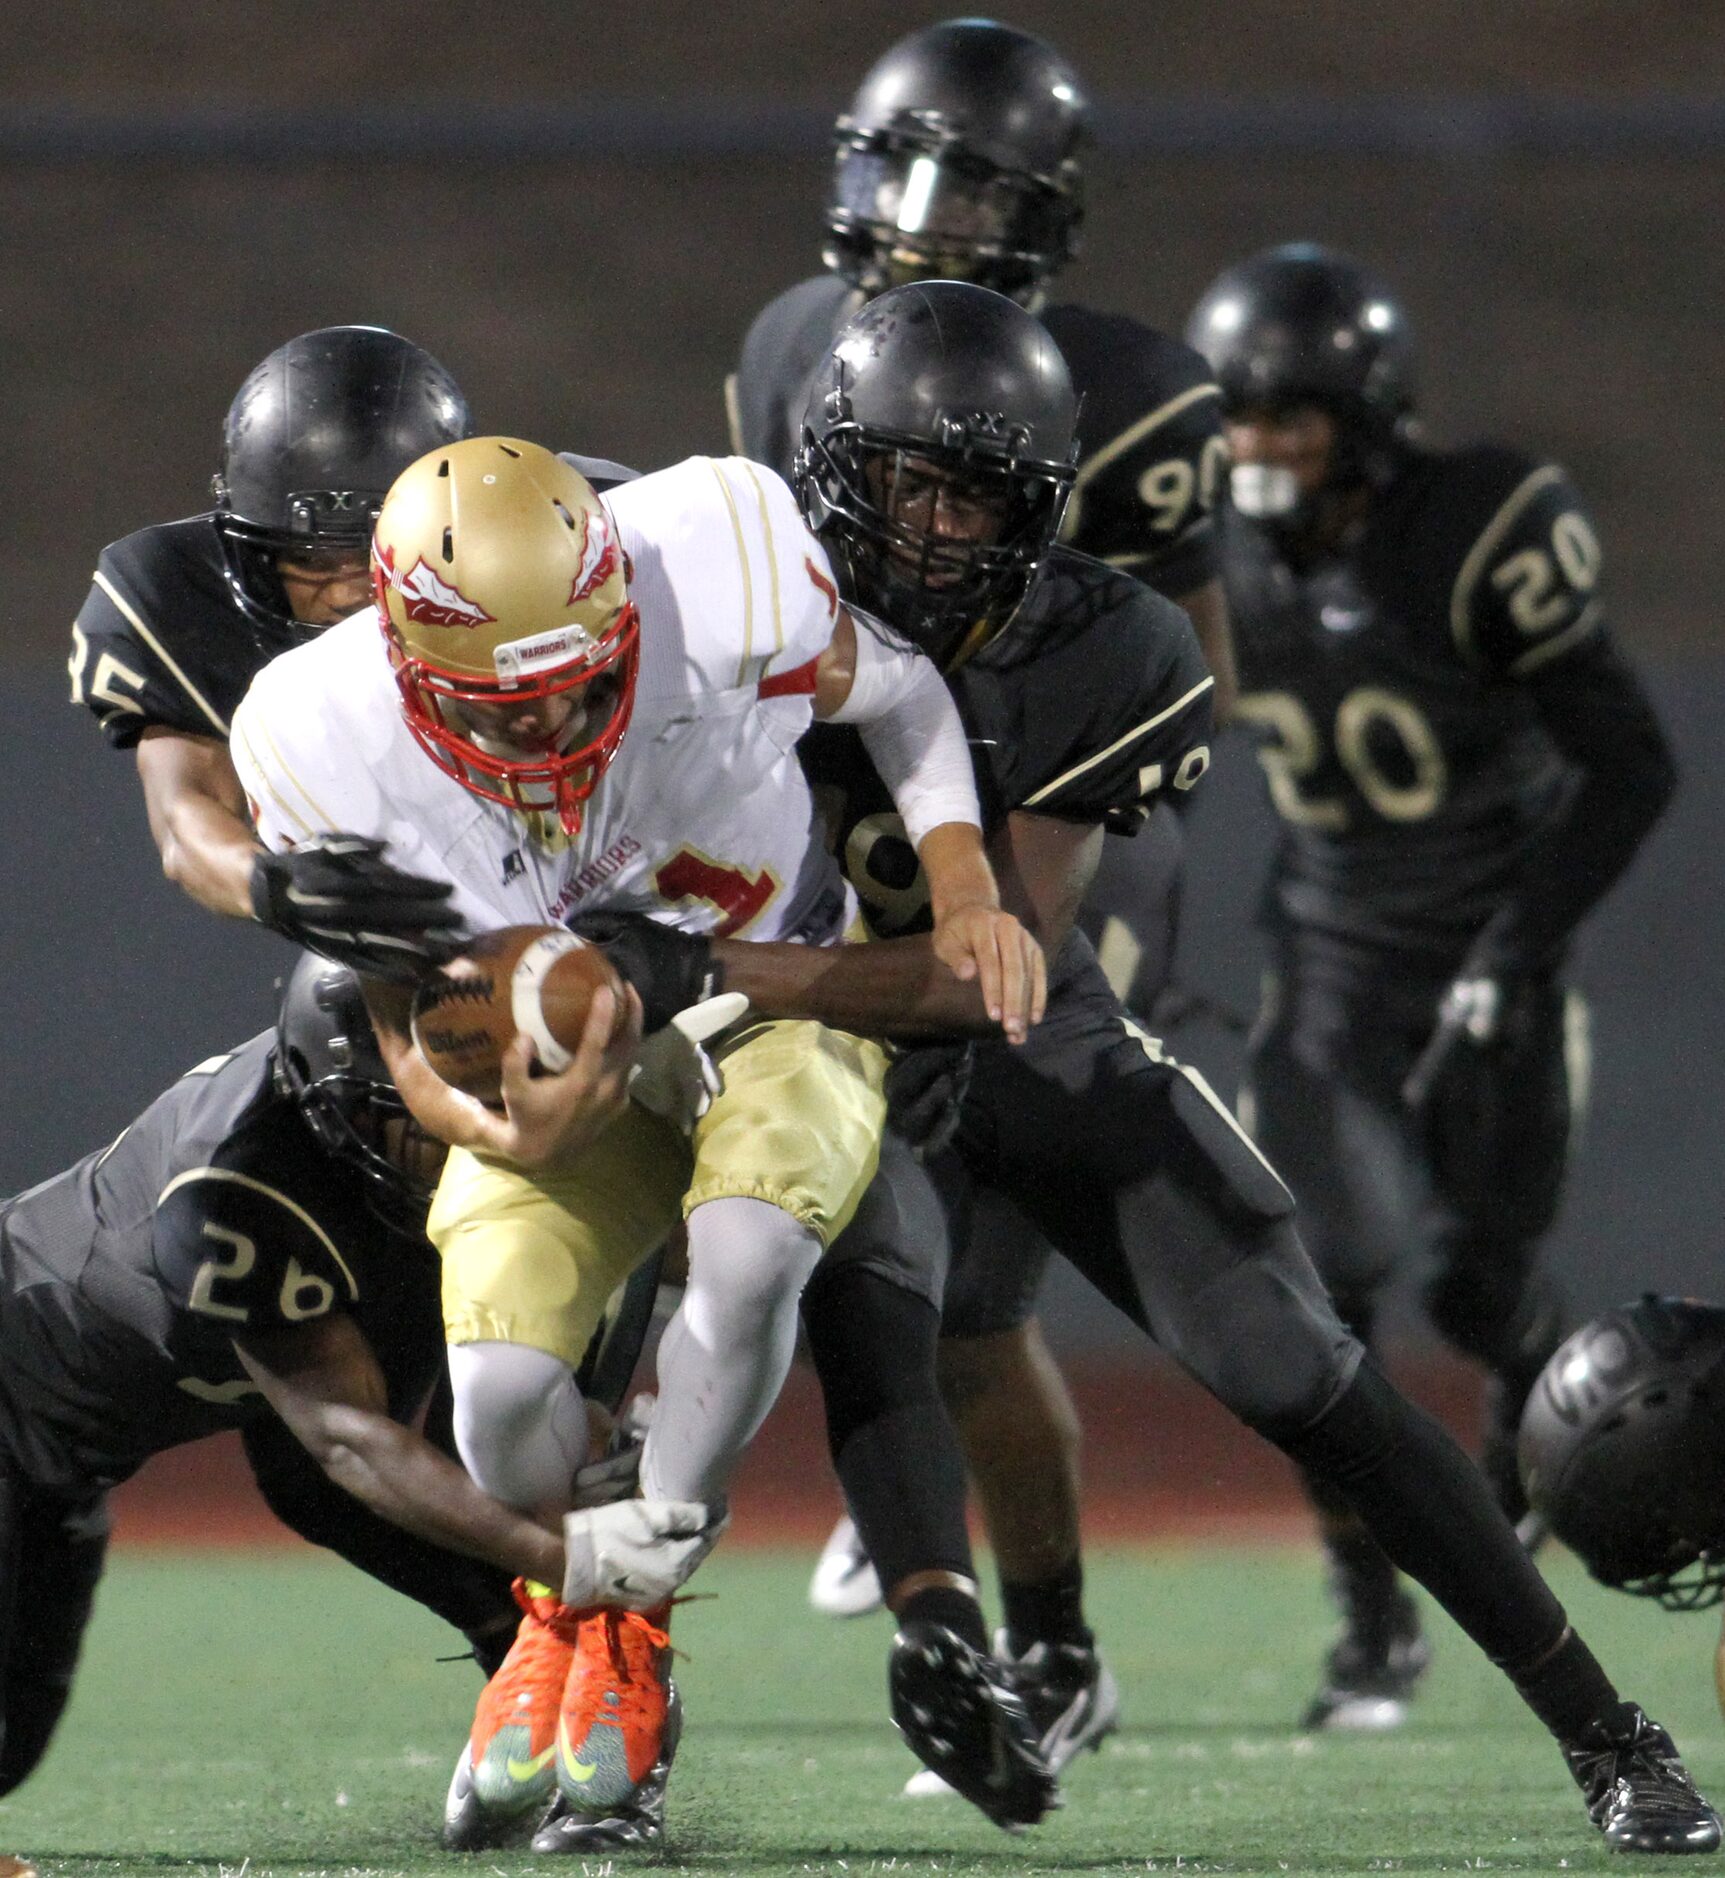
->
xmin=558 ymin=1718 xmax=608 ymax=1785
xmin=503 ymin=1745 xmax=557 ymax=1781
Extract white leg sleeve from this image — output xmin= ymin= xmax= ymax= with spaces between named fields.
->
xmin=447 ymin=1340 xmax=591 ymax=1516
xmin=642 ymin=1196 xmax=823 ymax=1505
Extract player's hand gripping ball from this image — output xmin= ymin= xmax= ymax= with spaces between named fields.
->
xmin=410 ymin=925 xmax=626 ymax=1104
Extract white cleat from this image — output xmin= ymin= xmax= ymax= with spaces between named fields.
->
xmin=808 ymin=1515 xmax=884 ymax=1617
xmin=903 ymin=1765 xmax=959 ymax=1798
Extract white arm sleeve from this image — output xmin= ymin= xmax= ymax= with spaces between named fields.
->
xmin=823 ymin=614 xmax=981 ymax=849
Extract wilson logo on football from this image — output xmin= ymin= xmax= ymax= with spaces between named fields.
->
xmin=375 ymin=541 xmax=495 ymax=628
xmin=568 ymin=508 xmax=618 ymax=605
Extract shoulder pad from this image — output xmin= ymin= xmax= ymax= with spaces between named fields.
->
xmin=70 ymin=516 xmax=245 ymax=746
xmin=154 ymin=1148 xmax=361 ymax=1332
xmin=1443 ymin=447 xmax=1605 ymax=676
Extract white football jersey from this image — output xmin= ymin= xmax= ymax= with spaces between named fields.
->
xmin=231 ymin=456 xmax=856 ymax=945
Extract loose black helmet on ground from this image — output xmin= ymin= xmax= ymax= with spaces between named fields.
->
xmin=275 ymin=951 xmax=438 ymax=1222
xmin=1518 ymin=1295 xmax=1725 ymax=1607
xmin=795 ymin=279 xmax=1078 ymax=671
xmin=212 ymin=325 xmax=471 ymax=642
xmin=825 ymin=19 xmax=1090 ymax=300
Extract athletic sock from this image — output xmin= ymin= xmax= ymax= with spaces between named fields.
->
xmin=899 ymin=1585 xmax=989 ymax=1655
xmin=1001 ymin=1556 xmax=1092 ymax=1654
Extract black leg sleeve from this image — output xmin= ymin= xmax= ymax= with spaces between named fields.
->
xmin=241 ymin=1416 xmax=519 ymax=1668
xmin=801 ymin=1263 xmax=975 ymax=1599
xmin=1279 ymin=1358 xmax=1576 ymax=1675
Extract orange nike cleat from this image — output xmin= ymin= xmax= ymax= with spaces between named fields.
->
xmin=555 ymin=1601 xmax=673 ymax=1812
xmin=457 ymin=1579 xmax=581 ymax=1837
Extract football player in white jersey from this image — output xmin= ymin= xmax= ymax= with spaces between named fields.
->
xmin=230 ymin=436 xmax=1045 ymax=1851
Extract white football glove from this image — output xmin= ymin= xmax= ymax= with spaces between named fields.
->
xmin=561 ymin=1496 xmax=729 ymax=1611
xmin=627 ymin=991 xmax=750 ymax=1133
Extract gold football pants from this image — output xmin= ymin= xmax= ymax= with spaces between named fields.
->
xmin=429 ymin=1018 xmax=887 ymax=1365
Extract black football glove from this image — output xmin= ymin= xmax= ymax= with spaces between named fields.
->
xmin=568 ymin=910 xmax=724 ymax=1034
xmin=883 ymin=1041 xmax=974 ymax=1162
xmin=249 ymin=835 xmax=466 ymax=985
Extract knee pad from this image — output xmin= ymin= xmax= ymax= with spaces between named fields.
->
xmin=1164 ymin=1222 xmax=1363 ymax=1441
xmin=447 ymin=1340 xmax=589 ymax=1511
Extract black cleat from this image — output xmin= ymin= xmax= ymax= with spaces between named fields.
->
xmin=1000 ymin=1633 xmax=1121 ymax=1773
xmin=1301 ymin=1586 xmax=1431 ymax=1732
xmin=531 ymin=1683 xmax=681 ymax=1856
xmin=1563 ymin=1706 xmax=1723 ymax=1854
xmin=889 ymin=1621 xmax=1060 ymax=1832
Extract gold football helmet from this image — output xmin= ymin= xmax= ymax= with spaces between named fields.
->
xmin=372 ymin=437 xmax=638 ymax=835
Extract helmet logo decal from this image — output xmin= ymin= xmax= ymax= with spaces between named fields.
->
xmin=375 ymin=540 xmax=495 ymax=628
xmin=569 ymin=507 xmax=618 ymax=604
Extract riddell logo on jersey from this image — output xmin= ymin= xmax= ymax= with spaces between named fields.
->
xmin=569 ymin=508 xmax=618 ymax=604
xmin=374 ymin=541 xmax=495 ymax=628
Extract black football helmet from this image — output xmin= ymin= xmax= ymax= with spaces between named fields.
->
xmin=212 ymin=326 xmax=471 ymax=647
xmin=825 ymin=19 xmax=1090 ymax=302
xmin=1518 ymin=1295 xmax=1725 ymax=1608
xmin=275 ymin=951 xmax=438 ymax=1227
xmin=795 ymin=280 xmax=1077 ymax=671
xmin=1186 ymin=244 xmax=1415 ymax=522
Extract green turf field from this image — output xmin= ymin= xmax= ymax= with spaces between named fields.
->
xmin=4 ymin=1544 xmax=1722 ymax=1878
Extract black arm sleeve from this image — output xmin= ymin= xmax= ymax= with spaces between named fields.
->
xmin=1466 ymin=637 xmax=1677 ymax=976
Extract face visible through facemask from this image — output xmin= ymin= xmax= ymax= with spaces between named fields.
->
xmin=1223 ymin=404 xmax=1338 ymax=523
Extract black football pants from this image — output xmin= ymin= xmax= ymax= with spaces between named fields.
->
xmin=1242 ymin=961 xmax=1577 ymax=1379
xmin=909 ymin=933 xmax=1575 ymax=1673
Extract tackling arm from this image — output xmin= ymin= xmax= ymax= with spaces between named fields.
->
xmin=707 ymin=810 xmax=1095 ymax=1039
xmin=233 ymin=1310 xmax=564 ymax=1585
xmin=135 ymin=727 xmax=261 ymax=919
xmin=808 ymin=611 xmax=1045 ymax=1038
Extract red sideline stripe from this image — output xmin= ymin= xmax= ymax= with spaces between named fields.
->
xmin=758 ymin=656 xmax=820 ymax=700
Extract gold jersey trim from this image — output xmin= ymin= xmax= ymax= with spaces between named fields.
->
xmin=155 ymin=1165 xmax=360 ymax=1300
xmin=1063 ymin=381 xmax=1220 ymax=544
xmin=738 ymin=458 xmax=786 ymax=666
xmin=93 ymin=569 xmax=230 ymax=736
xmin=1019 ymin=676 xmax=1214 ymax=809
xmin=707 ymin=457 xmax=758 ymax=686
xmin=231 ymin=707 xmax=326 ymax=845
xmin=1448 ymin=464 xmax=1564 ymax=666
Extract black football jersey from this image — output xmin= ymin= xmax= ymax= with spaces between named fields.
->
xmin=1226 ymin=444 xmax=1613 ymax=969
xmin=69 ymin=513 xmax=296 ymax=749
xmin=801 ymin=548 xmax=1213 ymax=938
xmin=0 ymin=1034 xmax=436 ymax=1492
xmin=731 ymin=279 xmax=1223 ymax=604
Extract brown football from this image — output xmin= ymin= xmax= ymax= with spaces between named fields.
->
xmin=409 ymin=924 xmax=625 ymax=1103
